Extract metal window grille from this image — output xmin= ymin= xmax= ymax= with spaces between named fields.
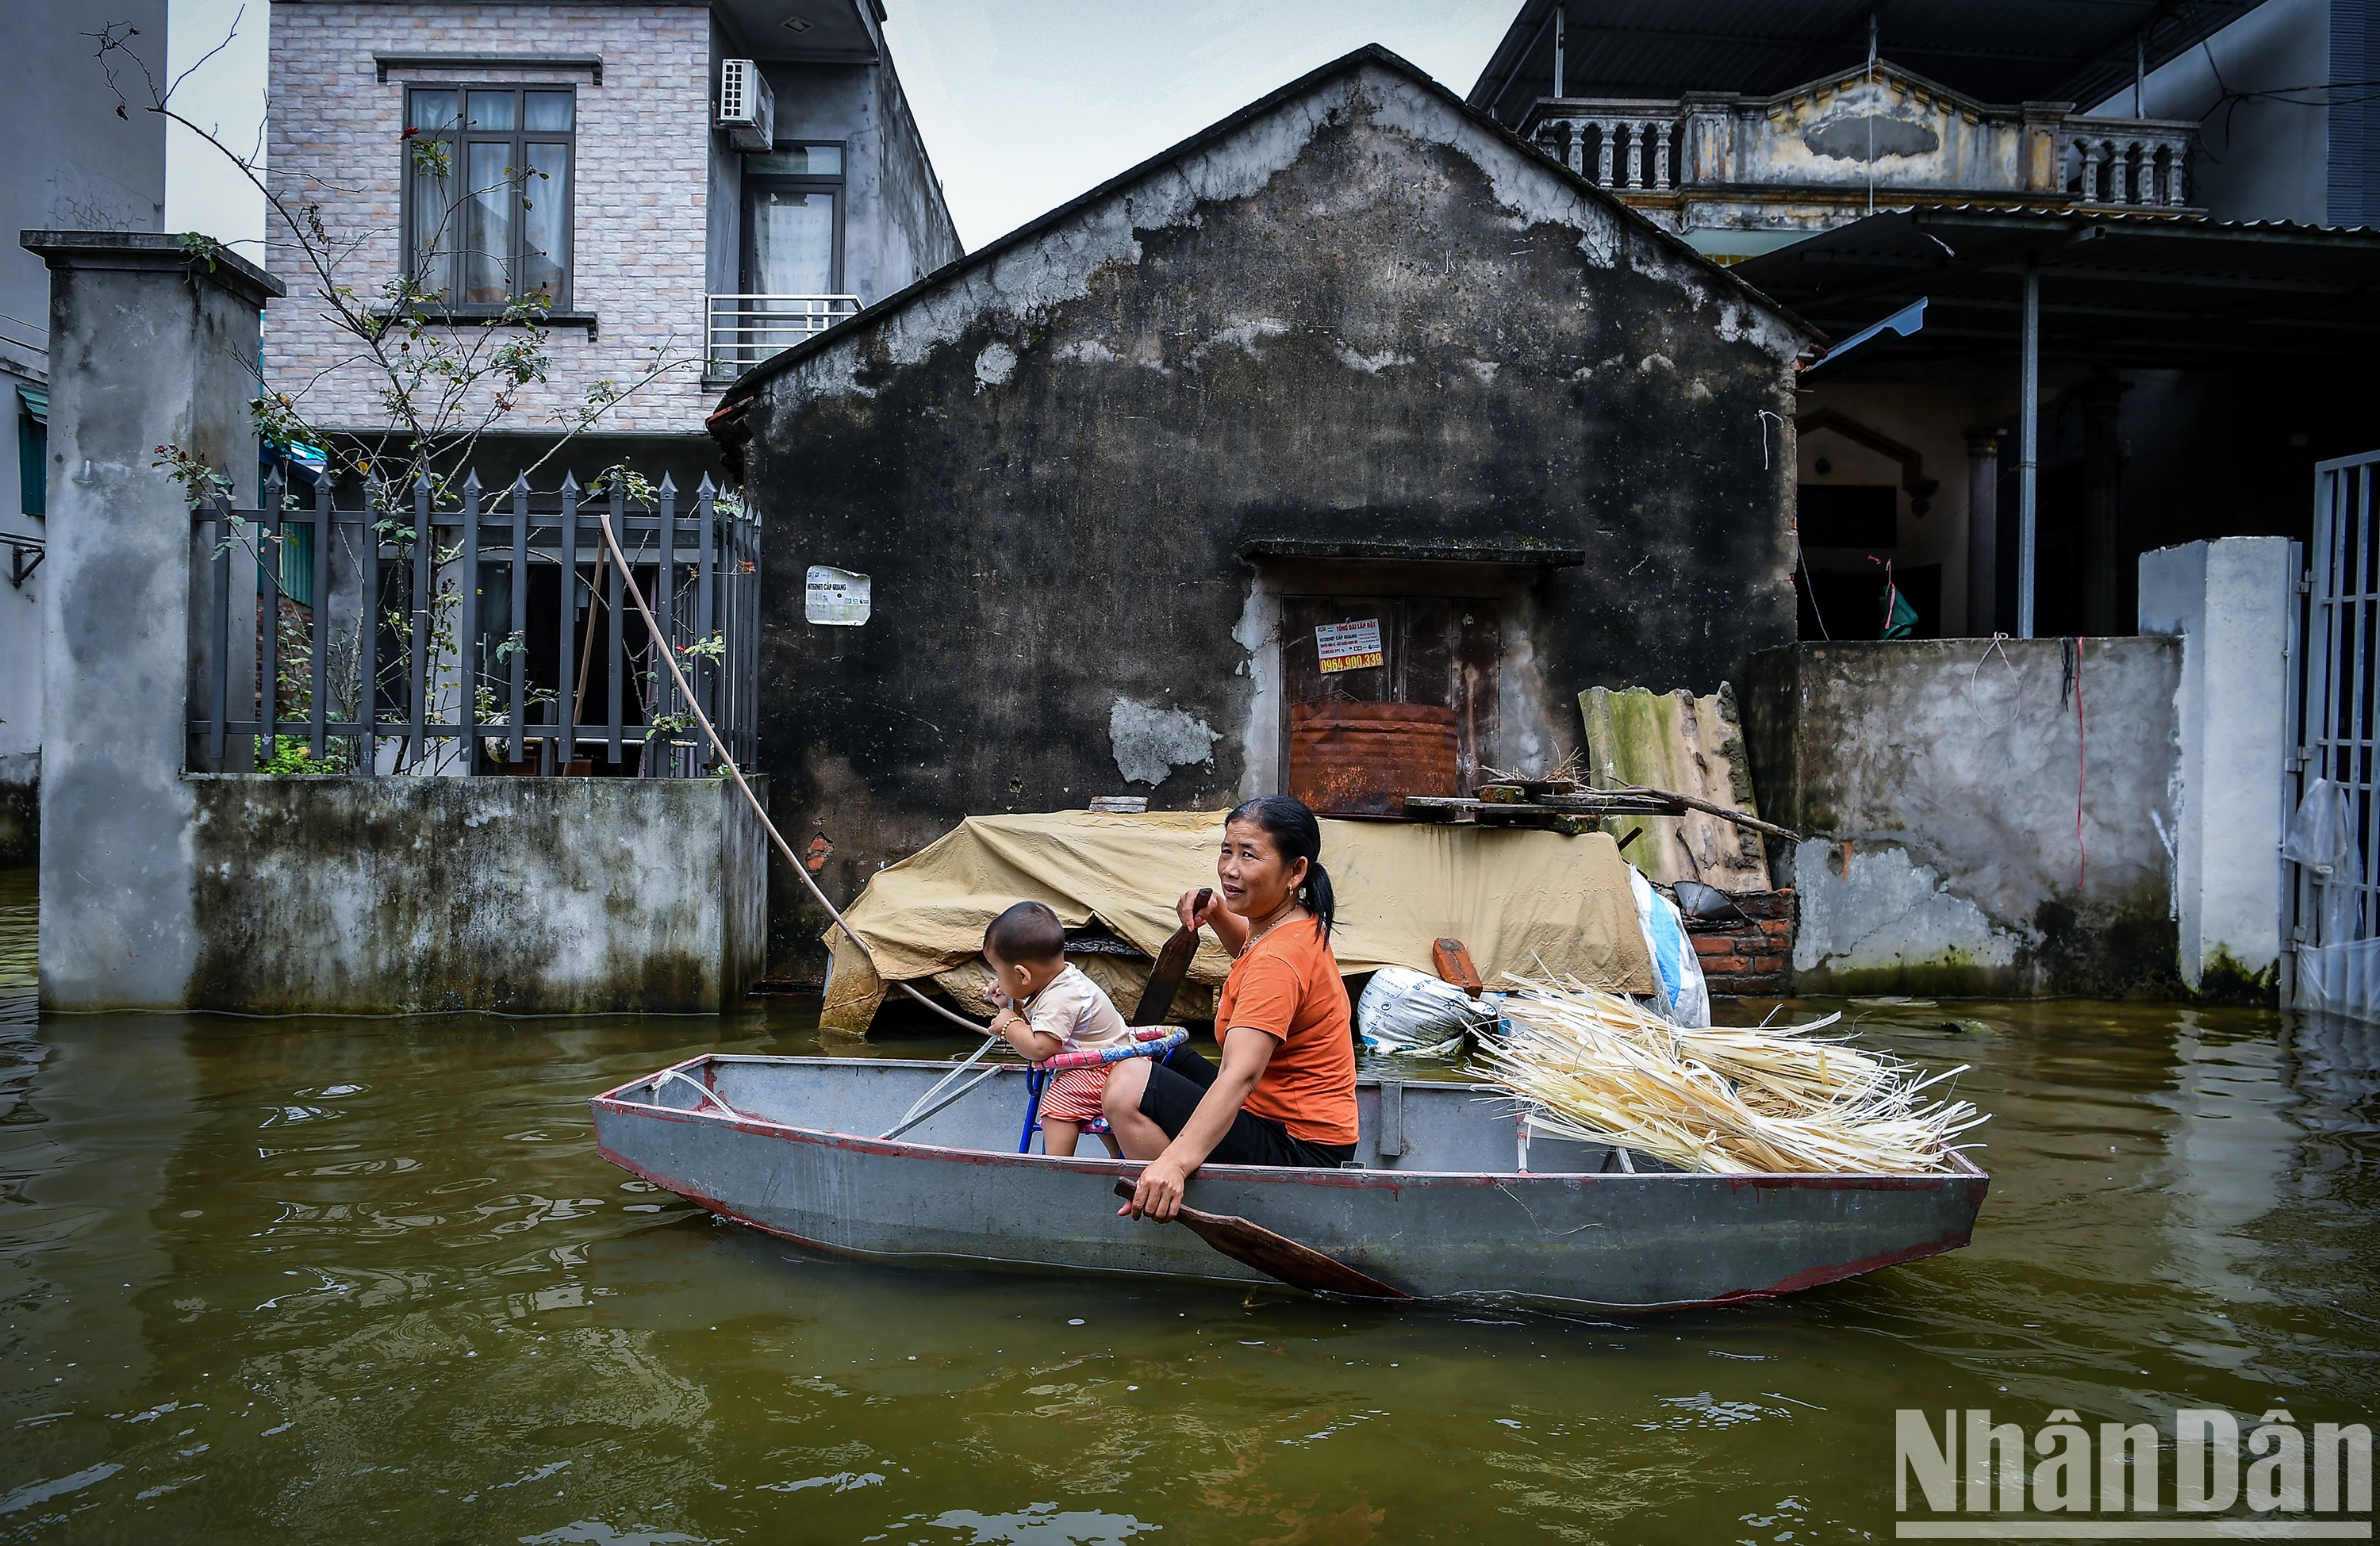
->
xmin=2287 ymin=451 xmax=2380 ymax=1019
xmin=188 ymin=470 xmax=759 ymax=777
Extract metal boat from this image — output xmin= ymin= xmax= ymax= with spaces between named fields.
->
xmin=589 ymin=1054 xmax=1989 ymax=1310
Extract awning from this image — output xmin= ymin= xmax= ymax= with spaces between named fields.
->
xmin=1806 ymin=297 xmax=1926 ymax=375
xmin=1737 ymin=207 xmax=2380 ymax=370
xmin=17 ymin=386 xmax=45 ymax=425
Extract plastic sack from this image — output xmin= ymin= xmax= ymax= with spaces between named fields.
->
xmin=1628 ymin=866 xmax=1712 ymax=1028
xmin=1355 ymin=966 xmax=1493 ymax=1056
xmin=2286 ymin=778 xmax=2367 ymax=946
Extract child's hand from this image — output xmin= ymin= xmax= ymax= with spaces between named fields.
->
xmin=979 ymin=974 xmax=1008 ymax=1011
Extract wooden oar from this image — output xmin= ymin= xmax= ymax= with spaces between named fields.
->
xmin=1111 ymin=1180 xmax=1411 ymax=1300
xmin=1130 ymin=887 xmax=1212 ymax=1025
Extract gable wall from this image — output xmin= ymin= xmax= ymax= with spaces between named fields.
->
xmin=737 ymin=64 xmax=1803 ymax=974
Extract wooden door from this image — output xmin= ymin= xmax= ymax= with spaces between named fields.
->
xmin=1280 ymin=596 xmax=1500 ymax=792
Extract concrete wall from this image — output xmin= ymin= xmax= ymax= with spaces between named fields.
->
xmin=0 ymin=1 xmax=172 ymax=864
xmin=2099 ymin=0 xmax=2331 ymax=224
xmin=758 ymin=59 xmax=962 ymax=306
xmin=186 ymin=777 xmax=765 ymax=1014
xmin=30 ymin=232 xmax=274 ymax=1009
xmin=1741 ymin=637 xmax=2183 ymax=996
xmin=731 ymin=51 xmax=1808 ymax=975
xmin=2138 ymin=537 xmax=2293 ymax=1001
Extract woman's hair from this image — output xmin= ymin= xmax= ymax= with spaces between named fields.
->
xmin=1225 ymin=795 xmax=1336 ymax=941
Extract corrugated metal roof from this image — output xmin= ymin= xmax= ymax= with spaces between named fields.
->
xmin=1729 ymin=206 xmax=2380 ymax=369
xmin=1470 ymin=0 xmax=2271 ymax=124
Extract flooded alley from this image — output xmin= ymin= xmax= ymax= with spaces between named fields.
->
xmin=2 ymin=871 xmax=2374 ymax=1542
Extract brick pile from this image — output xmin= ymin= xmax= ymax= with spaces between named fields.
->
xmin=1685 ymin=888 xmax=1793 ymax=997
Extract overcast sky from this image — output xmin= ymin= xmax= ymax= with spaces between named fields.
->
xmin=164 ymin=0 xmax=270 ymax=251
xmin=157 ymin=0 xmax=1518 ymax=256
xmin=880 ymin=1 xmax=1514 ymax=251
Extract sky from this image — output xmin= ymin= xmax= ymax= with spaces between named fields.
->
xmin=150 ymin=0 xmax=1521 ymax=257
xmin=871 ymin=0 xmax=1514 ymax=251
xmin=163 ymin=0 xmax=270 ymax=252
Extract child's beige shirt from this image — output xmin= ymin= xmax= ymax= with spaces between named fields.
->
xmin=1016 ymin=964 xmax=1131 ymax=1054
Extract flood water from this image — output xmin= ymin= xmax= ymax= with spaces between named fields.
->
xmin=2 ymin=864 xmax=2377 ymax=1543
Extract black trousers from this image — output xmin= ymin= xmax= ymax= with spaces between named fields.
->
xmin=1136 ymin=1044 xmax=1356 ymax=1168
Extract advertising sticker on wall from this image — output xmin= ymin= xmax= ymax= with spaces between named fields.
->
xmin=1315 ymin=618 xmax=1384 ymax=673
xmin=806 ymin=566 xmax=872 ymax=626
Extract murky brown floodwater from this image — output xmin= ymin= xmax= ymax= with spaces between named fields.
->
xmin=1 ymin=863 xmax=2375 ymax=1543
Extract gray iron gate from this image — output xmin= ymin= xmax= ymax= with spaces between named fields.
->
xmin=2288 ymin=450 xmax=2380 ymax=1020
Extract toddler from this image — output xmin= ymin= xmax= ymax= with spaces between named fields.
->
xmin=981 ymin=901 xmax=1131 ymax=1157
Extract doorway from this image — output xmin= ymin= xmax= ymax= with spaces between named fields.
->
xmin=1279 ymin=595 xmax=1500 ymax=792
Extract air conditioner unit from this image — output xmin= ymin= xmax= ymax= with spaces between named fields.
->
xmin=717 ymin=59 xmax=775 ymax=152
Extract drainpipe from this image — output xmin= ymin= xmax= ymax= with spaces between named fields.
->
xmin=2017 ymin=251 xmax=2040 ymax=638
xmin=1553 ymin=6 xmax=1564 ymax=99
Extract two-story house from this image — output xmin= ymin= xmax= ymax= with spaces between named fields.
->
xmin=266 ymin=0 xmax=960 ymax=489
xmin=1470 ymin=0 xmax=2380 ymax=643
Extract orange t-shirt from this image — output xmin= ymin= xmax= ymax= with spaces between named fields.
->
xmin=1215 ymin=918 xmax=1359 ymax=1146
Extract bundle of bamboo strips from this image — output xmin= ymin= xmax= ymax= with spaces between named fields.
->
xmin=1475 ymin=977 xmax=1987 ymax=1175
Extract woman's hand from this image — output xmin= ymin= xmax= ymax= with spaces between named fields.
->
xmin=1176 ymin=888 xmax=1220 ymax=931
xmin=1121 ymin=1153 xmax=1192 ymax=1222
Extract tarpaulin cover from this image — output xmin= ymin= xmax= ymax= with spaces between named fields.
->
xmin=820 ymin=810 xmax=1653 ymax=1032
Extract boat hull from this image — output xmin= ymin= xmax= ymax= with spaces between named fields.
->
xmin=590 ymin=1055 xmax=1987 ymax=1310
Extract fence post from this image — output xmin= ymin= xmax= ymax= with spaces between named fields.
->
xmin=21 ymin=232 xmax=282 ymax=1009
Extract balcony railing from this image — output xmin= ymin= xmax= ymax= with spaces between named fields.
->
xmin=1519 ymin=101 xmax=2195 ymax=213
xmin=704 ymin=293 xmax=861 ymax=376
xmin=1530 ymin=105 xmax=1683 ymax=191
xmin=2062 ymin=121 xmax=2194 ymax=209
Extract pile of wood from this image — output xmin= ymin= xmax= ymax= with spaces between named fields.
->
xmin=1474 ymin=977 xmax=1987 ymax=1175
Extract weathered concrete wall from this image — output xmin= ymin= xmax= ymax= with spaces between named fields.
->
xmin=186 ymin=777 xmax=766 ymax=1015
xmin=731 ymin=50 xmax=1808 ymax=974
xmin=2138 ymin=537 xmax=2292 ymax=1001
xmin=1741 ymin=638 xmax=2182 ymax=996
xmin=29 ymin=232 xmax=275 ymax=1011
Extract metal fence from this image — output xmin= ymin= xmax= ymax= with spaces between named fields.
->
xmin=2288 ymin=450 xmax=2380 ymax=1020
xmin=188 ymin=470 xmax=759 ymax=777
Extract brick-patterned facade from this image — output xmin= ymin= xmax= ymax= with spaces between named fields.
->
xmin=266 ymin=3 xmax=717 ymax=436
xmin=1687 ymin=888 xmax=1795 ymax=997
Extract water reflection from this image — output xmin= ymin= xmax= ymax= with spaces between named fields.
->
xmin=0 ymin=886 xmax=2371 ymax=1542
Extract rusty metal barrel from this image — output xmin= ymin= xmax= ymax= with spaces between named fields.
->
xmin=1288 ymin=700 xmax=1458 ymax=819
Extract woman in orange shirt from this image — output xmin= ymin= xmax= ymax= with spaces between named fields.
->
xmin=1107 ymin=796 xmax=1360 ymax=1222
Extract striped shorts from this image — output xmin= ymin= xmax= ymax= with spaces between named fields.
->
xmin=1038 ymin=1065 xmax=1111 ymax=1125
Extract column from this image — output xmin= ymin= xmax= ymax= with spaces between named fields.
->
xmin=2138 ymin=538 xmax=2294 ymax=996
xmin=1965 ymin=429 xmax=2000 ymax=635
xmin=2079 ymin=368 xmax=2132 ymax=635
xmin=23 ymin=232 xmax=282 ymax=1010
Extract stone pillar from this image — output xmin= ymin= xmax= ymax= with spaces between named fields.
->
xmin=1964 ymin=428 xmax=2000 ymax=635
xmin=23 ymin=232 xmax=282 ymax=1010
xmin=2079 ymin=368 xmax=2132 ymax=635
xmin=2138 ymin=536 xmax=2293 ymax=1000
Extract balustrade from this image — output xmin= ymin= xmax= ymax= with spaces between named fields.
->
xmin=2065 ymin=125 xmax=2194 ymax=209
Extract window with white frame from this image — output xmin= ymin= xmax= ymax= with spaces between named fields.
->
xmin=404 ymin=86 xmax=575 ymax=309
